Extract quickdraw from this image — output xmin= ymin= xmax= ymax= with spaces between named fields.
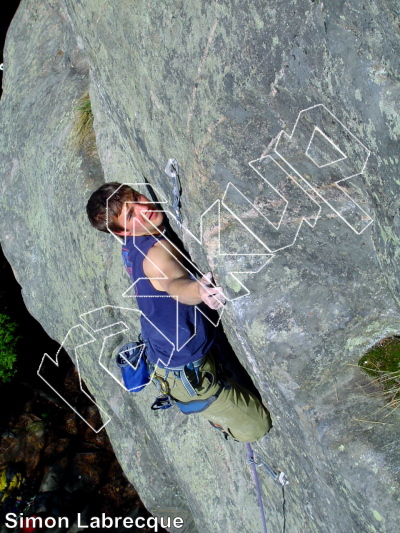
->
xmin=164 ymin=158 xmax=182 ymax=228
xmin=246 ymin=443 xmax=289 ymax=533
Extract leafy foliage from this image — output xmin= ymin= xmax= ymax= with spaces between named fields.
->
xmin=0 ymin=313 xmax=20 ymax=382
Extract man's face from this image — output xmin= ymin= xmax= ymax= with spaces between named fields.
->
xmin=114 ymin=193 xmax=164 ymax=237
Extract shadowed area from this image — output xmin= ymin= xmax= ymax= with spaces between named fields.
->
xmin=0 ymin=1 xmax=399 ymax=532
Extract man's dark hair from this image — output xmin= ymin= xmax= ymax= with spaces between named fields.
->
xmin=86 ymin=182 xmax=137 ymax=233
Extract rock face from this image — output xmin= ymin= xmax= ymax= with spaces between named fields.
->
xmin=1 ymin=1 xmax=399 ymax=532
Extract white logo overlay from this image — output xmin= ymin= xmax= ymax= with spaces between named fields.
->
xmin=37 ymin=104 xmax=372 ymax=431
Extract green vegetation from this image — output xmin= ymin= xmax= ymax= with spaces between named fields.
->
xmin=358 ymin=336 xmax=400 ymax=407
xmin=0 ymin=313 xmax=20 ymax=383
xmin=71 ymin=91 xmax=96 ymax=155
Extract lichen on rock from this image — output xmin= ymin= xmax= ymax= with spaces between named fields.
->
xmin=0 ymin=1 xmax=399 ymax=532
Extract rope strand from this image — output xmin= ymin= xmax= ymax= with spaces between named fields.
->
xmin=247 ymin=443 xmax=268 ymax=533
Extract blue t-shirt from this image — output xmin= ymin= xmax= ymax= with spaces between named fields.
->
xmin=122 ymin=233 xmax=215 ymax=367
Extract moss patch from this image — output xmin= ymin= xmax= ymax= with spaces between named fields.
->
xmin=358 ymin=336 xmax=400 ymax=404
xmin=71 ymin=91 xmax=97 ymax=155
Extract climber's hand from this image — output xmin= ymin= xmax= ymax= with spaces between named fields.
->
xmin=199 ymin=272 xmax=226 ymax=310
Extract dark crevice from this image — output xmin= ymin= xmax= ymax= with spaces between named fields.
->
xmin=0 ymin=0 xmax=21 ymax=98
xmin=148 ymin=183 xmax=265 ymax=402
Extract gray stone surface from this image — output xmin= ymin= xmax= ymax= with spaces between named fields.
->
xmin=0 ymin=1 xmax=399 ymax=532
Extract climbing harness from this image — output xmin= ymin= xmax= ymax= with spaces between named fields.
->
xmin=150 ymin=354 xmax=207 ymax=397
xmin=246 ymin=443 xmax=289 ymax=533
xmin=175 ymin=383 xmax=224 ymax=414
xmin=115 ymin=337 xmax=227 ymax=413
xmin=148 ymin=352 xmax=230 ymax=414
xmin=164 ymin=158 xmax=182 ymax=227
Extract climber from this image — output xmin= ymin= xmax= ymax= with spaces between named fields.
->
xmin=86 ymin=182 xmax=271 ymax=442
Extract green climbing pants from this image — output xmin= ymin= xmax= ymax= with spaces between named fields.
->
xmin=152 ymin=351 xmax=272 ymax=442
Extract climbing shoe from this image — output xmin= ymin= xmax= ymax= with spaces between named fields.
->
xmin=208 ymin=421 xmax=230 ymax=440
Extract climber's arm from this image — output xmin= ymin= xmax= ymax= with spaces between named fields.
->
xmin=143 ymin=240 xmax=225 ymax=309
